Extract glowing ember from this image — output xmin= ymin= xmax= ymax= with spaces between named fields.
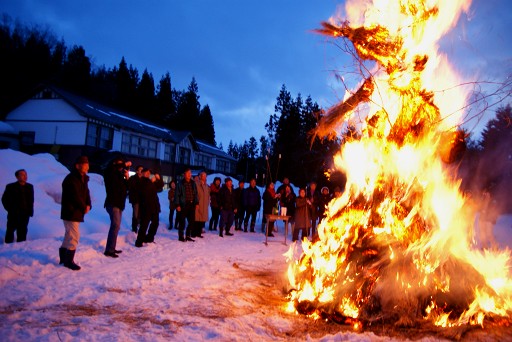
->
xmin=286 ymin=0 xmax=512 ymax=329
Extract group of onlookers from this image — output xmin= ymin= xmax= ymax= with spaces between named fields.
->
xmin=0 ymin=154 xmax=343 ymax=271
xmin=261 ymin=178 xmax=341 ymax=242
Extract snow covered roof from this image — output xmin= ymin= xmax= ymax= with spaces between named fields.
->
xmin=49 ymin=87 xmax=188 ymax=144
xmin=0 ymin=121 xmax=16 ymax=133
xmin=196 ymin=139 xmax=236 ymax=161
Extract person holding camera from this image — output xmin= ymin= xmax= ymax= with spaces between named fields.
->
xmin=103 ymin=157 xmax=131 ymax=258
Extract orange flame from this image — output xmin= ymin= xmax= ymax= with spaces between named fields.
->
xmin=287 ymin=0 xmax=512 ymax=328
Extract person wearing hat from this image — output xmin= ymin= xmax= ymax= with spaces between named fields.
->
xmin=103 ymin=157 xmax=130 ymax=257
xmin=59 ymin=155 xmax=92 ymax=271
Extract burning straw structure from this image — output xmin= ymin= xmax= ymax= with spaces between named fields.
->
xmin=286 ymin=0 xmax=512 ymax=331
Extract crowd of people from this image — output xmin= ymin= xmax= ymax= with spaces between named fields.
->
xmin=1 ymin=155 xmax=345 ymax=271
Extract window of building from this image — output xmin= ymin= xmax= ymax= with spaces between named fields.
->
xmin=121 ymin=133 xmax=157 ymax=158
xmin=179 ymin=147 xmax=191 ymax=165
xmin=195 ymin=153 xmax=212 ymax=168
xmin=217 ymin=159 xmax=230 ymax=174
xmin=164 ymin=144 xmax=176 ymax=162
xmin=86 ymin=123 xmax=113 ymax=149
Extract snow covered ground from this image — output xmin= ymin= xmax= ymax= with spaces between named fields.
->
xmin=0 ymin=149 xmax=511 ymax=341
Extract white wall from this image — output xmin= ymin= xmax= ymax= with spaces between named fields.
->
xmin=6 ymin=99 xmax=88 ymax=145
xmin=7 ymin=99 xmax=84 ymax=121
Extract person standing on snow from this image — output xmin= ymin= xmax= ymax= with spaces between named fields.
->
xmin=103 ymin=157 xmax=130 ymax=258
xmin=262 ymin=182 xmax=280 ymax=236
xmin=135 ymin=168 xmax=163 ymax=247
xmin=243 ymin=178 xmax=261 ymax=233
xmin=167 ymin=180 xmax=178 ymax=230
xmin=59 ymin=156 xmax=91 ymax=271
xmin=174 ymin=168 xmax=199 ymax=242
xmin=193 ymin=171 xmax=210 ymax=238
xmin=233 ymin=180 xmax=245 ymax=231
xmin=2 ymin=169 xmax=34 ymax=243
xmin=293 ymin=188 xmax=311 ymax=242
xmin=208 ymin=177 xmax=222 ymax=231
xmin=218 ymin=177 xmax=236 ymax=237
xmin=128 ymin=165 xmax=144 ymax=233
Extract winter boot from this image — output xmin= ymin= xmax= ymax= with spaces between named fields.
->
xmin=64 ymin=249 xmax=81 ymax=271
xmin=59 ymin=247 xmax=66 ymax=265
xmin=250 ymin=222 xmax=255 ymax=233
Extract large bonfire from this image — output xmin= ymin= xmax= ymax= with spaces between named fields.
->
xmin=286 ymin=0 xmax=512 ymax=330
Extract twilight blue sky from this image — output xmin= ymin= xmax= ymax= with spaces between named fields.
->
xmin=1 ymin=0 xmax=511 ymax=148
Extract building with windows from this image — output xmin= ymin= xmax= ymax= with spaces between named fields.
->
xmin=3 ymin=86 xmax=236 ymax=181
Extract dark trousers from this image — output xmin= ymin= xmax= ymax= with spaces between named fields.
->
xmin=310 ymin=216 xmax=318 ymax=237
xmin=105 ymin=205 xmax=122 ymax=253
xmin=209 ymin=207 xmax=220 ymax=230
xmin=131 ymin=203 xmax=140 ymax=232
xmin=243 ymin=207 xmax=258 ymax=227
xmin=137 ymin=211 xmax=159 ymax=244
xmin=220 ymin=209 xmax=234 ymax=234
xmin=169 ymin=208 xmax=176 ymax=229
xmin=235 ymin=208 xmax=245 ymax=230
xmin=192 ymin=221 xmax=205 ymax=237
xmin=293 ymin=227 xmax=308 ymax=242
xmin=177 ymin=203 xmax=195 ymax=238
xmin=5 ymin=213 xmax=29 ymax=243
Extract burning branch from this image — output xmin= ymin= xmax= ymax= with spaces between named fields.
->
xmin=314 ymin=77 xmax=374 ymax=139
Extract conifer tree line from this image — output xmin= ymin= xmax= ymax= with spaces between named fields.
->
xmin=0 ymin=16 xmax=216 ymax=145
xmin=460 ymin=105 xmax=512 ymax=212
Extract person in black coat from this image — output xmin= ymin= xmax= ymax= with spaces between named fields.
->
xmin=2 ymin=169 xmax=34 ymax=243
xmin=280 ymin=185 xmax=296 ymax=222
xmin=218 ymin=178 xmax=236 ymax=237
xmin=233 ymin=181 xmax=245 ymax=231
xmin=103 ymin=158 xmax=130 ymax=258
xmin=135 ymin=168 xmax=164 ymax=247
xmin=174 ymin=168 xmax=199 ymax=242
xmin=243 ymin=178 xmax=261 ymax=232
xmin=262 ymin=182 xmax=280 ymax=236
xmin=60 ymin=156 xmax=92 ymax=271
xmin=128 ymin=165 xmax=144 ymax=233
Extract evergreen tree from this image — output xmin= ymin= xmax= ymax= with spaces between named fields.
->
xmin=227 ymin=140 xmax=239 ymax=159
xmin=156 ymin=72 xmax=175 ymax=125
xmin=197 ymin=104 xmax=216 ymax=145
xmin=480 ymin=105 xmax=512 ymax=152
xmin=115 ymin=57 xmax=138 ymax=112
xmin=247 ymin=136 xmax=258 ymax=159
xmin=136 ymin=68 xmax=156 ymax=120
xmin=62 ymin=45 xmax=90 ymax=93
xmin=90 ymin=65 xmax=116 ymax=106
xmin=259 ymin=135 xmax=269 ymax=158
xmin=174 ymin=77 xmax=200 ymax=131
